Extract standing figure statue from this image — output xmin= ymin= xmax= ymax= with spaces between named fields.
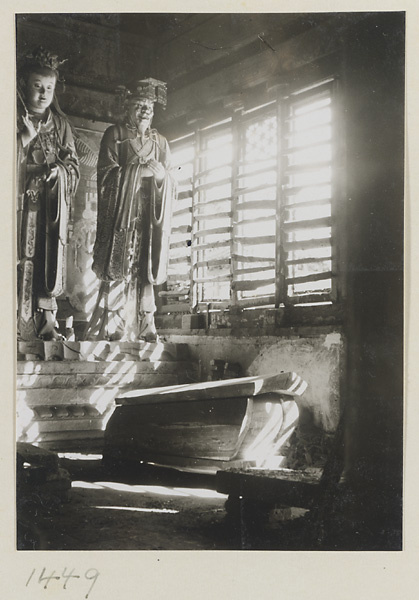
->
xmin=86 ymin=78 xmax=175 ymax=342
xmin=17 ymin=47 xmax=80 ymax=341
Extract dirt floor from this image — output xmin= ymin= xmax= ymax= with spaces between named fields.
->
xmin=17 ymin=458 xmax=313 ymax=551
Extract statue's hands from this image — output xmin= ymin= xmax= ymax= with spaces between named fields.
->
xmin=45 ymin=164 xmax=59 ymax=183
xmin=20 ymin=114 xmax=40 ymax=147
xmin=148 ymin=159 xmax=166 ymax=185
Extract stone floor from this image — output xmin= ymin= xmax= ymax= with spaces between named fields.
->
xmin=17 ymin=457 xmax=314 ymax=551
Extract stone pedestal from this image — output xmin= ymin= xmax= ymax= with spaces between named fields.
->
xmin=17 ymin=341 xmax=198 ymax=453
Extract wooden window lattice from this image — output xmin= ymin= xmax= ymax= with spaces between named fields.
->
xmin=162 ymin=79 xmax=336 ymax=314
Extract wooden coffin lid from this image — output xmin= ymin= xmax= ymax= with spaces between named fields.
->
xmin=116 ymin=371 xmax=307 ymax=406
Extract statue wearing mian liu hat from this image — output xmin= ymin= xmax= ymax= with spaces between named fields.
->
xmin=85 ymin=77 xmax=175 ymax=342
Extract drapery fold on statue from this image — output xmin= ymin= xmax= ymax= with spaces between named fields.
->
xmin=92 ymin=126 xmax=175 ymax=287
xmin=17 ymin=108 xmax=79 ymax=340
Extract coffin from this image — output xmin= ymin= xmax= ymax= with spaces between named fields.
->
xmin=104 ymin=372 xmax=308 ymax=473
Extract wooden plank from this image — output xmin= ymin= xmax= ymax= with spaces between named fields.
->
xmin=284 ymin=162 xmax=332 ymax=174
xmin=195 ymin=257 xmax=231 ymax=268
xmin=286 ymin=292 xmax=332 ymax=304
xmin=176 ymin=190 xmax=193 ymax=201
xmin=195 ymin=176 xmax=232 ymax=191
xmin=117 ymin=371 xmax=308 ymax=405
xmin=166 ymin=273 xmax=191 ymax=282
xmin=194 ymin=211 xmax=232 ymax=222
xmin=194 ymin=196 xmax=232 ymax=209
xmin=235 ymin=199 xmax=276 ymax=211
xmin=106 ymin=399 xmax=248 ymax=461
xmin=194 ymin=274 xmax=232 ymax=284
xmin=215 ymin=468 xmax=322 ymax=508
xmin=235 ymin=185 xmax=277 ymax=198
xmin=172 ymin=224 xmax=192 ymax=234
xmin=232 ymin=254 xmax=276 ymax=264
xmin=286 ymin=270 xmax=333 ymax=285
xmin=195 ymin=165 xmax=232 ymax=180
xmin=284 ymin=237 xmax=332 ymax=252
xmin=191 ymin=240 xmax=231 ymax=252
xmin=286 ymin=256 xmax=331 ymax=266
xmin=234 ymin=265 xmax=275 ymax=276
xmin=158 ymin=289 xmax=190 ymax=297
xmin=234 ymin=215 xmax=273 ymax=227
xmin=234 ymin=234 xmax=276 ymax=245
xmin=236 ymin=294 xmax=276 ymax=308
xmin=167 ymin=255 xmax=191 ymax=265
xmin=283 ymin=216 xmax=332 ymax=230
xmin=170 ymin=239 xmax=191 ymax=250
xmin=283 ymin=181 xmax=331 ymax=196
xmin=237 ymin=162 xmax=276 ymax=178
xmin=193 ymin=226 xmax=232 ymax=238
xmin=233 ymin=278 xmax=275 ymax=292
xmin=172 ymin=206 xmax=192 ymax=219
xmin=284 ymin=197 xmax=331 ymax=211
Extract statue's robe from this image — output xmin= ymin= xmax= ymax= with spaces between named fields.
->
xmin=17 ymin=106 xmax=79 ymax=340
xmin=91 ymin=123 xmax=175 ymax=339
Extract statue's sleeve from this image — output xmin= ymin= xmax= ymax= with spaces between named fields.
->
xmin=148 ymin=133 xmax=177 ymax=285
xmin=60 ymin=118 xmax=80 ymax=194
xmin=92 ymin=126 xmax=123 ymax=280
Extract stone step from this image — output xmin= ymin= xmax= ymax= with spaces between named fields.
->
xmin=37 ymin=437 xmax=104 ymax=453
xmin=17 ymin=340 xmax=191 ymax=362
xmin=17 ymin=362 xmax=197 ymax=390
xmin=27 ymin=418 xmax=104 ymax=434
xmin=16 ymin=360 xmax=194 ymax=375
xmin=17 ymin=381 xmax=180 ymax=407
xmin=31 ymin=430 xmax=105 ymax=443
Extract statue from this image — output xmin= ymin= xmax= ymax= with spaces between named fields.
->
xmin=85 ymin=78 xmax=175 ymax=342
xmin=17 ymin=47 xmax=80 ymax=341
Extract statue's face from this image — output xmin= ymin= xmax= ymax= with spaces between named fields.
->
xmin=126 ymin=98 xmax=154 ymax=129
xmin=25 ymin=72 xmax=56 ymax=114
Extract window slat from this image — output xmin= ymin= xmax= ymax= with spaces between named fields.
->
xmin=194 ymin=274 xmax=232 ymax=284
xmin=284 ymin=237 xmax=332 ymax=252
xmin=283 ymin=216 xmax=332 ymax=230
xmin=168 ymin=256 xmax=191 ymax=265
xmin=234 ymin=215 xmax=274 ymax=227
xmin=286 ymin=271 xmax=333 ymax=285
xmin=195 ymin=257 xmax=231 ymax=268
xmin=233 ymin=278 xmax=276 ymax=292
xmin=194 ymin=211 xmax=232 ymax=222
xmin=194 ymin=226 xmax=233 ymax=238
xmin=192 ymin=240 xmax=231 ymax=252
xmin=195 ymin=177 xmax=232 ymax=191
xmin=172 ymin=225 xmax=192 ymax=235
xmin=235 ymin=265 xmax=276 ymax=276
xmin=236 ymin=200 xmax=277 ymax=211
xmin=235 ymin=235 xmax=276 ymax=245
xmin=176 ymin=190 xmax=193 ymax=201
xmin=235 ymin=183 xmax=276 ymax=197
xmin=232 ymin=254 xmax=276 ymax=264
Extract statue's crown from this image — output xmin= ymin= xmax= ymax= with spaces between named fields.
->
xmin=25 ymin=46 xmax=67 ymax=72
xmin=116 ymin=78 xmax=167 ymax=109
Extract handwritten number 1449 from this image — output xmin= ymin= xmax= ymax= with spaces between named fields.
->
xmin=26 ymin=567 xmax=100 ymax=598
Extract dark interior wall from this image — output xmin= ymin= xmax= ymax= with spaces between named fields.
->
xmin=16 ymin=14 xmax=152 ymax=122
xmin=339 ymin=13 xmax=404 ymax=547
